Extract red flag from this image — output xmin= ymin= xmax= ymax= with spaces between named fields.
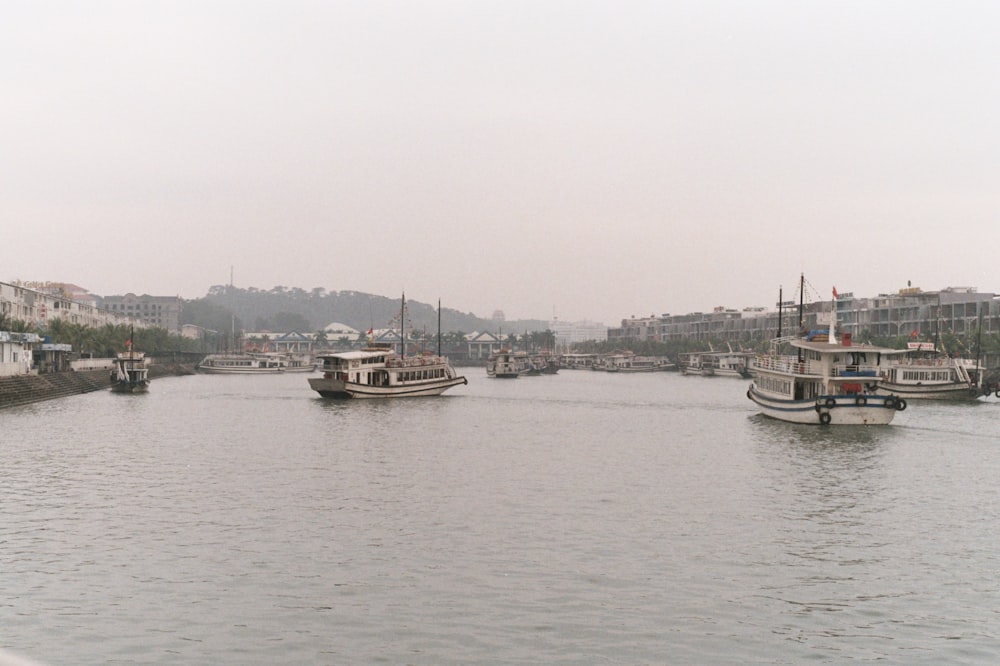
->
xmin=832 ymin=286 xmax=839 ymax=299
xmin=125 ymin=339 xmax=132 ymax=347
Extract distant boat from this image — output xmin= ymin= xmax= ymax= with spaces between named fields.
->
xmin=681 ymin=350 xmax=752 ymax=378
xmin=309 ymin=295 xmax=466 ymax=398
xmin=111 ymin=350 xmax=150 ymax=393
xmin=486 ymin=350 xmax=528 ymax=378
xmin=197 ymin=353 xmax=284 ymax=374
xmin=111 ymin=330 xmax=149 ymax=393
xmin=309 ymin=345 xmax=467 ymax=398
xmin=876 ymin=342 xmax=982 ymax=400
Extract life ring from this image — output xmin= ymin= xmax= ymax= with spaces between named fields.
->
xmin=855 ymin=395 xmax=867 ymax=406
xmin=884 ymin=396 xmax=898 ymax=410
xmin=995 ymin=390 xmax=1000 ymax=399
xmin=896 ymin=398 xmax=907 ymax=411
xmin=819 ymin=412 xmax=831 ymax=425
xmin=746 ymin=389 xmax=752 ymax=400
xmin=824 ymin=397 xmax=836 ymax=408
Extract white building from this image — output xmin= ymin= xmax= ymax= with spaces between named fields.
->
xmin=1 ymin=280 xmax=139 ymax=330
xmin=549 ymin=318 xmax=608 ymax=348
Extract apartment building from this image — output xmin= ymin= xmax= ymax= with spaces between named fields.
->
xmin=610 ymin=287 xmax=1000 ymax=347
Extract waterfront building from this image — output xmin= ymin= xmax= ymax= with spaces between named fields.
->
xmin=549 ymin=318 xmax=608 ymax=349
xmin=465 ymin=331 xmax=503 ymax=360
xmin=1 ymin=280 xmax=139 ymax=330
xmin=100 ymin=293 xmax=182 ymax=332
xmin=609 ymin=286 xmax=1000 ymax=352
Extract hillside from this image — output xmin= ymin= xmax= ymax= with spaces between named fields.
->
xmin=182 ymin=285 xmax=549 ymax=335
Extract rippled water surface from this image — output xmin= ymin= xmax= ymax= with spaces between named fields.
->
xmin=2 ymin=370 xmax=1000 ymax=664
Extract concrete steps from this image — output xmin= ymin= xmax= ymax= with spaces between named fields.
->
xmin=0 ymin=364 xmax=196 ymax=409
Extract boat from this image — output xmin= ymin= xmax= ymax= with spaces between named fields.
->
xmin=681 ymin=349 xmax=753 ymax=378
xmin=748 ymin=330 xmax=907 ymax=425
xmin=197 ymin=353 xmax=284 ymax=374
xmin=309 ymin=295 xmax=467 ymax=398
xmin=486 ymin=350 xmax=529 ymax=378
xmin=679 ymin=352 xmax=713 ymax=376
xmin=876 ymin=342 xmax=982 ymax=400
xmin=747 ymin=278 xmax=907 ymax=424
xmin=310 ymin=345 xmax=467 ymax=398
xmin=110 ymin=349 xmax=150 ymax=393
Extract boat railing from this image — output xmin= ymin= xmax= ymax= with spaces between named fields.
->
xmin=754 ymin=354 xmax=811 ymax=375
xmin=834 ymin=365 xmax=880 ymax=378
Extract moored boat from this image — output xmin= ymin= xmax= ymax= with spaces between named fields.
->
xmin=876 ymin=342 xmax=982 ymax=400
xmin=111 ymin=349 xmax=150 ymax=393
xmin=197 ymin=353 xmax=284 ymax=374
xmin=486 ymin=350 xmax=528 ymax=378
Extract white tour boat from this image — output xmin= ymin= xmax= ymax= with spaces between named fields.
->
xmin=748 ymin=330 xmax=907 ymax=425
xmin=309 ymin=294 xmax=467 ymax=398
xmin=486 ymin=350 xmax=528 ymax=378
xmin=197 ymin=353 xmax=284 ymax=374
xmin=876 ymin=342 xmax=982 ymax=400
xmin=309 ymin=345 xmax=467 ymax=398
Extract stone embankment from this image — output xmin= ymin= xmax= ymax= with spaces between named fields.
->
xmin=0 ymin=362 xmax=199 ymax=410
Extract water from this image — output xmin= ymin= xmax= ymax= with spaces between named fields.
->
xmin=2 ymin=370 xmax=1000 ymax=664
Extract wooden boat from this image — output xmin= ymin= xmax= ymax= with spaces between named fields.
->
xmin=486 ymin=350 xmax=528 ymax=378
xmin=309 ymin=345 xmax=466 ymax=398
xmin=309 ymin=294 xmax=466 ymax=398
xmin=111 ymin=349 xmax=150 ymax=393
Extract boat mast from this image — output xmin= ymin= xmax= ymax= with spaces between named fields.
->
xmin=777 ymin=286 xmax=783 ymax=338
xmin=437 ymin=298 xmax=442 ymax=357
xmin=976 ymin=304 xmax=984 ymax=390
xmin=797 ymin=273 xmax=804 ymax=332
xmin=401 ymin=293 xmax=406 ymax=357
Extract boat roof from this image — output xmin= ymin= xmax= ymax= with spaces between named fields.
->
xmin=790 ymin=339 xmax=904 ymax=354
xmin=317 ymin=349 xmax=393 ymax=360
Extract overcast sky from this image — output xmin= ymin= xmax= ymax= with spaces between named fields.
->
xmin=4 ymin=1 xmax=999 ymax=324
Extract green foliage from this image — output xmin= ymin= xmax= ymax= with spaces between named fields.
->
xmin=38 ymin=320 xmax=202 ymax=356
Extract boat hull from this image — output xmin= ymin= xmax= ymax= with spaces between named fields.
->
xmin=875 ymin=381 xmax=979 ymax=401
xmin=197 ymin=365 xmax=284 ymax=374
xmin=111 ymin=382 xmax=149 ymax=394
xmin=747 ymin=385 xmax=900 ymax=425
xmin=308 ymin=375 xmax=468 ymax=399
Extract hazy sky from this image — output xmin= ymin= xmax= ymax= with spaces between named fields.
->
xmin=4 ymin=2 xmax=999 ymax=324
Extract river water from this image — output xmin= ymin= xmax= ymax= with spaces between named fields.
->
xmin=2 ymin=369 xmax=999 ymax=664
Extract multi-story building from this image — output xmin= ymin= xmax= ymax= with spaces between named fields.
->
xmin=609 ymin=286 xmax=1000 ymax=349
xmin=100 ymin=293 xmax=182 ymax=332
xmin=1 ymin=280 xmax=137 ymax=330
xmin=549 ymin=318 xmax=608 ymax=349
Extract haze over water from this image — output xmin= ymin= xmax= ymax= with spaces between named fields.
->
xmin=2 ymin=371 xmax=999 ymax=664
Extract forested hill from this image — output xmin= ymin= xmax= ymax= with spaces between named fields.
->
xmin=182 ymin=285 xmax=549 ymax=335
